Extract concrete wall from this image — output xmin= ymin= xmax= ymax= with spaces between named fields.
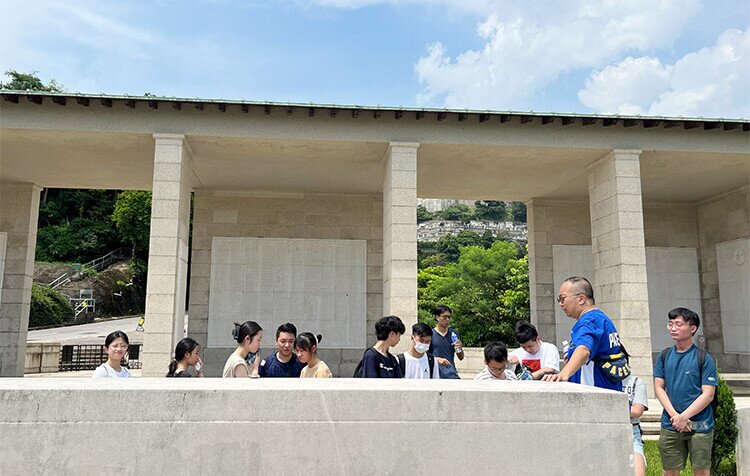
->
xmin=739 ymin=407 xmax=750 ymax=476
xmin=0 ymin=378 xmax=632 ymax=476
xmin=189 ymin=190 xmax=383 ymax=377
xmin=696 ymin=186 xmax=750 ymax=372
xmin=23 ymin=343 xmax=60 ymax=373
xmin=0 ymin=232 xmax=6 ymax=305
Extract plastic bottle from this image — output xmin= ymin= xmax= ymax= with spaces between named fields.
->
xmin=562 ymin=340 xmax=570 ymax=362
xmin=688 ymin=420 xmax=710 ymax=432
xmin=451 ymin=331 xmax=462 ymax=353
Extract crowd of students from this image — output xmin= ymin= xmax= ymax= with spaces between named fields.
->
xmin=92 ymin=294 xmax=716 ymax=476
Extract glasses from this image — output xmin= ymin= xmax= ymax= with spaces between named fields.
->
xmin=109 ymin=344 xmax=129 ymax=350
xmin=438 ymin=314 xmax=452 ymax=319
xmin=557 ymin=293 xmax=582 ymax=304
xmin=666 ymin=322 xmax=687 ymax=330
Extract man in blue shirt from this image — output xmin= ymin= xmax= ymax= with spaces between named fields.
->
xmin=653 ymin=307 xmax=717 ymax=476
xmin=259 ymin=322 xmax=304 ymax=378
xmin=428 ymin=305 xmax=464 ymax=379
xmin=542 ymin=276 xmax=623 ymax=391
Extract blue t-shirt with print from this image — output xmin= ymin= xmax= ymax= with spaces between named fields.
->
xmin=429 ymin=327 xmax=461 ymax=379
xmin=258 ymin=352 xmax=304 ymax=378
xmin=653 ymin=344 xmax=718 ymax=433
xmin=566 ymin=308 xmax=623 ymax=391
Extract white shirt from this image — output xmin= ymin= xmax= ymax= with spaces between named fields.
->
xmin=510 ymin=341 xmax=560 ymax=374
xmin=474 ymin=366 xmax=517 ymax=380
xmin=402 ymin=352 xmax=440 ymax=379
xmin=92 ymin=362 xmax=132 ymax=378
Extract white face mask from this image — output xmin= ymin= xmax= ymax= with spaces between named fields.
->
xmin=414 ymin=341 xmax=430 ymax=354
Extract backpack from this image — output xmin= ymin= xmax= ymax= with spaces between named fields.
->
xmin=353 ymin=349 xmax=371 ymax=378
xmin=397 ymin=352 xmax=435 ymax=379
xmin=659 ymin=346 xmax=719 ymax=413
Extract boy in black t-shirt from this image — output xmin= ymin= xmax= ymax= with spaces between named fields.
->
xmin=361 ymin=315 xmax=405 ymax=378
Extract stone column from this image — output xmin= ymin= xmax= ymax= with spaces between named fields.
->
xmin=526 ymin=199 xmax=557 ymax=345
xmin=142 ymin=134 xmax=193 ymax=376
xmin=0 ymin=183 xmax=41 ymax=376
xmin=587 ymin=149 xmax=653 ymax=393
xmin=382 ymin=142 xmax=418 ymax=352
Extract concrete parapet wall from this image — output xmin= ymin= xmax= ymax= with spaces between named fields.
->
xmin=0 ymin=378 xmax=631 ymax=476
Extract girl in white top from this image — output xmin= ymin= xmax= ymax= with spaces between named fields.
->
xmin=92 ymin=331 xmax=132 ymax=378
xmin=295 ymin=332 xmax=332 ymax=378
xmin=222 ymin=321 xmax=263 ymax=378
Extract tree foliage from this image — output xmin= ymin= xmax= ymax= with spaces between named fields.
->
xmin=418 ymin=241 xmax=530 ymax=347
xmin=29 ymin=284 xmax=74 ymax=328
xmin=112 ymin=191 xmax=152 ymax=259
xmin=712 ymin=377 xmax=738 ymax=475
xmin=510 ymin=201 xmax=527 ymax=223
xmin=1 ymin=70 xmax=62 ymax=91
xmin=474 ymin=200 xmax=507 ymax=221
xmin=416 ymin=205 xmax=433 ymax=223
xmin=437 ymin=204 xmax=476 ymax=222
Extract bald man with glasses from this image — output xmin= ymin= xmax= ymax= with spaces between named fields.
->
xmin=542 ymin=276 xmax=625 ymax=391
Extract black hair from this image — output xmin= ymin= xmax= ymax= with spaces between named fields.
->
xmin=514 ymin=320 xmax=539 ymax=344
xmin=668 ymin=307 xmax=700 ymax=335
xmin=563 ymin=276 xmax=595 ymax=303
xmin=104 ymin=330 xmax=129 ymax=348
xmin=232 ymin=321 xmax=263 ymax=344
xmin=484 ymin=342 xmax=508 ymax=363
xmin=167 ymin=337 xmax=200 ymax=377
xmin=412 ymin=322 xmax=432 ymax=338
xmin=295 ymin=332 xmax=322 ymax=353
xmin=375 ymin=315 xmax=406 ymax=341
xmin=276 ymin=322 xmax=298 ymax=339
xmin=433 ymin=304 xmax=452 ymax=317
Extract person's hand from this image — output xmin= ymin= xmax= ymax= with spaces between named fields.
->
xmin=542 ymin=373 xmax=569 ymax=382
xmin=508 ymin=355 xmax=519 ymax=365
xmin=436 ymin=357 xmax=451 ymax=366
xmin=196 ymin=358 xmax=205 ymax=377
xmin=671 ymin=414 xmax=690 ymax=432
xmin=452 ymin=339 xmax=463 ymax=349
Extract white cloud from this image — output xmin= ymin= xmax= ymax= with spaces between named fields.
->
xmin=414 ymin=0 xmax=702 ymax=110
xmin=579 ymin=28 xmax=750 ymax=118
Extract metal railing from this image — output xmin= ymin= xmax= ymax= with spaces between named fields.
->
xmin=59 ymin=344 xmax=142 ymax=371
xmin=83 ymin=248 xmax=124 ymax=272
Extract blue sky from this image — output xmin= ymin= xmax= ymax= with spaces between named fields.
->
xmin=1 ymin=0 xmax=748 ymax=118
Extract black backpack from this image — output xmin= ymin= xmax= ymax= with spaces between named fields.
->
xmin=353 ymin=349 xmax=370 ymax=378
xmin=659 ymin=346 xmax=719 ymax=413
xmin=397 ymin=352 xmax=435 ymax=378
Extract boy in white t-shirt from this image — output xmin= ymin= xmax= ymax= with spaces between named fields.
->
xmin=398 ymin=323 xmax=440 ymax=379
xmin=508 ymin=320 xmax=560 ymax=380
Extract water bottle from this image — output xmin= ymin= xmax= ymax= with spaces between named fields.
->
xmin=562 ymin=340 xmax=570 ymax=362
xmin=451 ymin=331 xmax=462 ymax=353
xmin=688 ymin=420 xmax=710 ymax=432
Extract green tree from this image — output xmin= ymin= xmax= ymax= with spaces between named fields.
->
xmin=475 ymin=200 xmax=507 ymax=221
xmin=435 ymin=230 xmax=483 ymax=264
xmin=417 ymin=205 xmax=433 ymax=223
xmin=437 ymin=204 xmax=476 ymax=222
xmin=112 ymin=191 xmax=152 ymax=259
xmin=510 ymin=201 xmax=527 ymax=223
xmin=1 ymin=70 xmax=62 ymax=91
xmin=418 ymin=240 xmax=529 ymax=347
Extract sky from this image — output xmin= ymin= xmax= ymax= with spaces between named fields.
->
xmin=1 ymin=0 xmax=749 ymax=118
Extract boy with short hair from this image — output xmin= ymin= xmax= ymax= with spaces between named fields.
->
xmin=474 ymin=342 xmax=517 ymax=381
xmin=399 ymin=322 xmax=440 ymax=379
xmin=429 ymin=304 xmax=464 ymax=379
xmin=508 ymin=320 xmax=560 ymax=380
xmin=361 ymin=315 xmax=405 ymax=378
xmin=654 ymin=308 xmax=718 ymax=476
xmin=259 ymin=322 xmax=304 ymax=378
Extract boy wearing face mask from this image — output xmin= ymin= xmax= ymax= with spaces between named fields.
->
xmin=398 ymin=323 xmax=440 ymax=379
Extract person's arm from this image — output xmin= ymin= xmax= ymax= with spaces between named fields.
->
xmin=671 ymin=385 xmax=715 ymax=431
xmin=654 ymin=377 xmax=687 ymax=431
xmin=631 ymin=403 xmax=646 ymax=419
xmin=436 ymin=357 xmax=451 ymax=366
xmin=542 ymin=345 xmax=590 ymax=382
xmin=233 ymin=362 xmax=250 ymax=378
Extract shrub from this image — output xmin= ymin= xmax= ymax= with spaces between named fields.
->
xmin=29 ymin=284 xmax=74 ymax=328
xmin=712 ymin=376 xmax=738 ymax=475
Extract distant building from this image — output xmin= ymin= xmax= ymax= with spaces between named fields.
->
xmin=418 ymin=198 xmax=476 ymax=213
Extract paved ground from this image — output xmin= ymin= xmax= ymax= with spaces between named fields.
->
xmin=27 ymin=316 xmax=142 ymax=345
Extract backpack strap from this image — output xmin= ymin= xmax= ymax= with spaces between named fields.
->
xmin=397 ymin=353 xmax=406 ymax=377
xmin=697 ymin=347 xmax=705 ymax=381
xmin=427 ymin=353 xmax=435 ymax=378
